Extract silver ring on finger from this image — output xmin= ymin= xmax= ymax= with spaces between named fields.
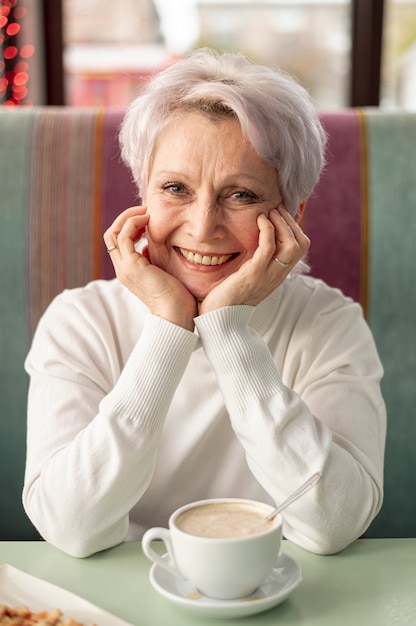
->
xmin=274 ymin=256 xmax=289 ymax=268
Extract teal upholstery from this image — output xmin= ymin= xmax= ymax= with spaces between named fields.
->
xmin=0 ymin=107 xmax=415 ymax=541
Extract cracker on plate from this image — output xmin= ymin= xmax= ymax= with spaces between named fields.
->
xmin=0 ymin=605 xmax=97 ymax=626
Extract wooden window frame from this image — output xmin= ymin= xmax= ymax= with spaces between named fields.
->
xmin=42 ymin=0 xmax=64 ymax=105
xmin=350 ymin=0 xmax=385 ymax=106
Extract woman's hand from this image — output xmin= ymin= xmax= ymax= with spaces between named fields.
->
xmin=199 ymin=205 xmax=310 ymax=315
xmin=104 ymin=207 xmax=198 ymax=331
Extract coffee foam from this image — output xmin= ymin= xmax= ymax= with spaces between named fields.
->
xmin=176 ymin=501 xmax=276 ymax=538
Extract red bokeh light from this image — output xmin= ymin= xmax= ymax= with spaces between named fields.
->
xmin=1 ymin=1 xmax=32 ymax=105
xmin=15 ymin=61 xmax=29 ymax=72
xmin=6 ymin=21 xmax=20 ymax=36
xmin=14 ymin=71 xmax=28 ymax=86
xmin=4 ymin=45 xmax=18 ymax=59
xmin=13 ymin=84 xmax=28 ymax=99
xmin=20 ymin=44 xmax=35 ymax=59
xmin=13 ymin=7 xmax=27 ymax=19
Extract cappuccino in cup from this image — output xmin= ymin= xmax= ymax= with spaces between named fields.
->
xmin=176 ymin=501 xmax=277 ymax=538
xmin=142 ymin=498 xmax=282 ymax=600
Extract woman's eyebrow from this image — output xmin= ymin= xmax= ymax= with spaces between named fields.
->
xmin=153 ymin=169 xmax=275 ymax=188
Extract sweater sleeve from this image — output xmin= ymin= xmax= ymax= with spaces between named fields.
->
xmin=23 ymin=290 xmax=198 ymax=557
xmin=194 ymin=301 xmax=386 ymax=555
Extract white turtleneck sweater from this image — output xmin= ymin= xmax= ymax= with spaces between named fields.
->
xmin=23 ymin=274 xmax=386 ymax=557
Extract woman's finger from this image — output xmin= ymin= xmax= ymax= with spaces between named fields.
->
xmin=269 ymin=205 xmax=310 ymax=266
xmin=103 ymin=206 xmax=148 ymax=254
xmin=117 ymin=213 xmax=148 ymax=255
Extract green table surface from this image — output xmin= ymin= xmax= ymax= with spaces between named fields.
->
xmin=0 ymin=539 xmax=415 ymax=625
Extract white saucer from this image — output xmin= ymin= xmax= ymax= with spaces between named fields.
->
xmin=149 ymin=551 xmax=302 ymax=619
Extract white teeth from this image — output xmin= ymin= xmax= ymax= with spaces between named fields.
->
xmin=178 ymin=248 xmax=233 ymax=266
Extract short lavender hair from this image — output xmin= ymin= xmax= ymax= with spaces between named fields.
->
xmin=119 ymin=48 xmax=327 ymax=215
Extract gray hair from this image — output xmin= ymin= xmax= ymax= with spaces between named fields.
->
xmin=119 ymin=48 xmax=327 ymax=215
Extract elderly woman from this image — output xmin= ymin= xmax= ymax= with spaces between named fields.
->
xmin=23 ymin=49 xmax=386 ymax=558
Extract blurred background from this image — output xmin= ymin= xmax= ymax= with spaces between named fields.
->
xmin=1 ymin=0 xmax=416 ymax=109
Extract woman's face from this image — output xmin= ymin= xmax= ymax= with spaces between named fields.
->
xmin=144 ymin=112 xmax=282 ymax=300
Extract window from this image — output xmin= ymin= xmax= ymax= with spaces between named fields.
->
xmin=195 ymin=1 xmax=352 ymax=108
xmin=3 ymin=0 xmax=416 ymax=109
xmin=63 ymin=0 xmax=174 ymax=106
xmin=61 ymin=0 xmax=354 ymax=108
xmin=381 ymin=0 xmax=416 ymax=109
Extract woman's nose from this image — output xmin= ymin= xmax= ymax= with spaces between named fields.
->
xmin=186 ymin=199 xmax=225 ymax=241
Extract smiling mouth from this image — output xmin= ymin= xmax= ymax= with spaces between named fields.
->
xmin=176 ymin=247 xmax=237 ymax=266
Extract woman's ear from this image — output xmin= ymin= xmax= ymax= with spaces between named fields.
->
xmin=295 ymin=201 xmax=306 ymax=224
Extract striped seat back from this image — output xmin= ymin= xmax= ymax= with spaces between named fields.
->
xmin=1 ymin=107 xmax=415 ymax=539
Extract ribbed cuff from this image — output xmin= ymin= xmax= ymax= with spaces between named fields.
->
xmin=195 ymin=306 xmax=284 ymax=412
xmin=101 ymin=314 xmax=199 ymax=429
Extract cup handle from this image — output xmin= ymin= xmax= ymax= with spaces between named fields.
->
xmin=142 ymin=527 xmax=185 ymax=580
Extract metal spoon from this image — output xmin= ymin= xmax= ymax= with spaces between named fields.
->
xmin=262 ymin=471 xmax=322 ymax=523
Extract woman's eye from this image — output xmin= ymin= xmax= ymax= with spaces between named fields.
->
xmin=162 ymin=182 xmax=186 ymax=194
xmin=226 ymin=190 xmax=259 ymax=206
xmin=221 ymin=189 xmax=266 ymax=212
xmin=232 ymin=191 xmax=256 ymax=200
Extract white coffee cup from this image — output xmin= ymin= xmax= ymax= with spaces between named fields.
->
xmin=142 ymin=498 xmax=282 ymax=600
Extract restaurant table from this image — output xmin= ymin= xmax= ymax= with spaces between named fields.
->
xmin=0 ymin=539 xmax=415 ymax=625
